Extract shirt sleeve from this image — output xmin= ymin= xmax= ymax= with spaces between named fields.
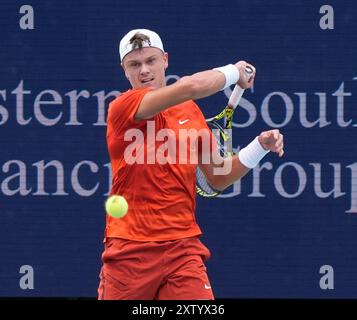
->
xmin=108 ymin=87 xmax=151 ymax=137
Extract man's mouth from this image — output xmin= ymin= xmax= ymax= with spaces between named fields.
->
xmin=141 ymin=78 xmax=154 ymax=84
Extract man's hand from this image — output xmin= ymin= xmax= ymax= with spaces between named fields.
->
xmin=258 ymin=129 xmax=284 ymax=157
xmin=235 ymin=60 xmax=256 ymax=89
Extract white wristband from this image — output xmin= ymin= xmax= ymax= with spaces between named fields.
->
xmin=213 ymin=64 xmax=240 ymax=90
xmin=238 ymin=137 xmax=270 ymax=169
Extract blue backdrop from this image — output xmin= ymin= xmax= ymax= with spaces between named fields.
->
xmin=1 ymin=0 xmax=357 ymax=298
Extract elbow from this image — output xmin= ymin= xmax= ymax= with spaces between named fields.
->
xmin=206 ymin=176 xmax=230 ymax=192
xmin=213 ymin=184 xmax=226 ymax=193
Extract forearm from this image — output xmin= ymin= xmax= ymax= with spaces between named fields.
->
xmin=209 ymin=155 xmax=250 ymax=191
xmin=203 ymin=137 xmax=270 ymax=191
xmin=184 ymin=69 xmax=226 ymax=100
xmin=135 ymin=66 xmax=238 ymax=120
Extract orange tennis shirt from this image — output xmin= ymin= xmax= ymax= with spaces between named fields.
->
xmin=105 ymin=87 xmax=211 ymax=241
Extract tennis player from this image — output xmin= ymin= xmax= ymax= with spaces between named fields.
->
xmin=98 ymin=29 xmax=284 ymax=300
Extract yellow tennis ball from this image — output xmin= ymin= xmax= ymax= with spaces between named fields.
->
xmin=105 ymin=195 xmax=128 ymax=218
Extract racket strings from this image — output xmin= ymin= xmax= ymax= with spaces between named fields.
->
xmin=195 ymin=121 xmax=233 ymax=197
xmin=196 ymin=166 xmax=218 ymax=197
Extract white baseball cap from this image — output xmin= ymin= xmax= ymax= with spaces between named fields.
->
xmin=119 ymin=29 xmax=164 ymax=62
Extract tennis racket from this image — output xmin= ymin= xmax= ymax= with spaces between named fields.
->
xmin=196 ymin=66 xmax=254 ymax=197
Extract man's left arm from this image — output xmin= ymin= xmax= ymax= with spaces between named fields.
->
xmin=198 ymin=129 xmax=284 ymax=191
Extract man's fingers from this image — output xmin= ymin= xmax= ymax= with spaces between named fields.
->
xmin=260 ymin=130 xmax=284 ymax=155
xmin=275 ymin=136 xmax=284 ymax=149
xmin=260 ymin=131 xmax=270 ymax=141
xmin=267 ymin=129 xmax=279 ymax=139
xmin=273 ymin=129 xmax=280 ymax=140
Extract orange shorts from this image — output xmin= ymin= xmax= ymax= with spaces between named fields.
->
xmin=98 ymin=237 xmax=214 ymax=300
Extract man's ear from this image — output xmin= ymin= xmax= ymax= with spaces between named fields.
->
xmin=164 ymin=52 xmax=169 ymax=70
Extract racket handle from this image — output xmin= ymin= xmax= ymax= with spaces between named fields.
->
xmin=228 ymin=85 xmax=245 ymax=108
xmin=227 ymin=66 xmax=254 ymax=109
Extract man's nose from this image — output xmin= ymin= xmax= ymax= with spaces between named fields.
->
xmin=140 ymin=63 xmax=150 ymax=75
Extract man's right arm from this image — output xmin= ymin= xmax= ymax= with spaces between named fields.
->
xmin=135 ymin=61 xmax=254 ymax=120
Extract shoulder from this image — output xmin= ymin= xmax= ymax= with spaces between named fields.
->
xmin=109 ymin=88 xmax=150 ymax=109
xmin=108 ymin=88 xmax=151 ymax=117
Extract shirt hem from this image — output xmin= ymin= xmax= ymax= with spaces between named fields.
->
xmin=104 ymin=230 xmax=202 ymax=242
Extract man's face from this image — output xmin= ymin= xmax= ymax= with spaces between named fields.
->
xmin=121 ymin=47 xmax=168 ymax=90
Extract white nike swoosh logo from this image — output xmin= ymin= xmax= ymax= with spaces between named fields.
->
xmin=204 ymin=284 xmax=211 ymax=289
xmin=178 ymin=119 xmax=189 ymax=125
